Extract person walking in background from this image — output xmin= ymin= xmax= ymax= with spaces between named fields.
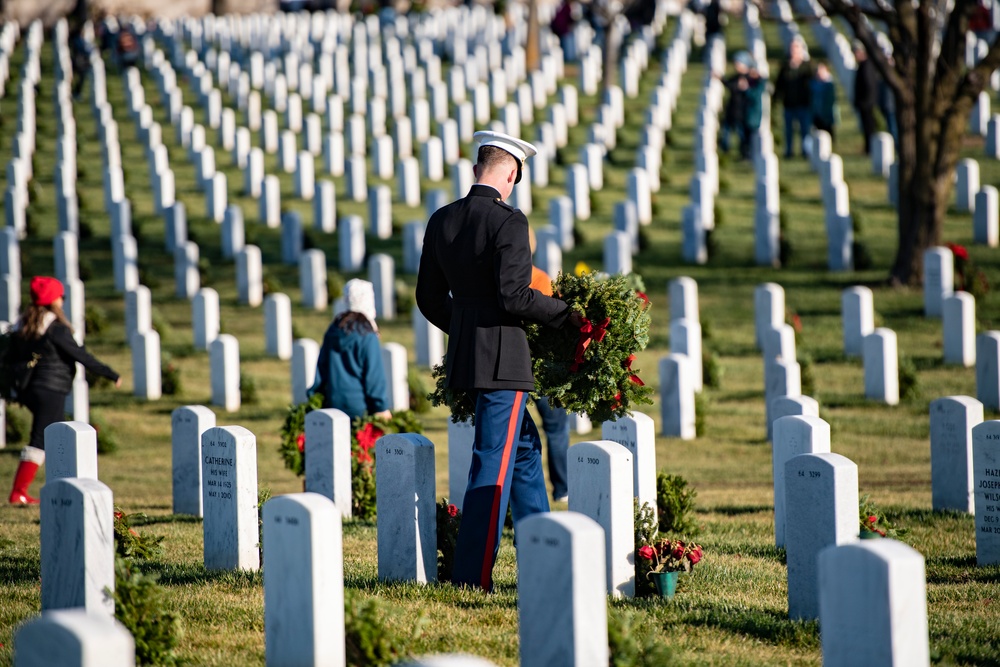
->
xmin=774 ymin=36 xmax=813 ymax=158
xmin=742 ymin=58 xmax=767 ymax=161
xmin=810 ymin=61 xmax=838 ymax=142
xmin=8 ymin=277 xmax=122 ymax=505
xmin=308 ymin=279 xmax=391 ymax=422
xmin=527 ymin=228 xmax=571 ymax=504
xmin=853 ymin=40 xmax=879 ymax=154
xmin=719 ymin=52 xmax=752 ymax=157
xmin=416 ymin=131 xmax=580 ymax=591
xmin=877 ymin=50 xmax=898 ymax=144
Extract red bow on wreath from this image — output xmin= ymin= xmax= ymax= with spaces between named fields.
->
xmin=570 ymin=317 xmax=611 ymax=372
xmin=624 ymin=354 xmax=645 ymax=386
xmin=354 ymin=423 xmax=385 ymax=464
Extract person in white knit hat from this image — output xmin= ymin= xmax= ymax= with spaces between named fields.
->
xmin=308 ymin=279 xmax=391 ymax=421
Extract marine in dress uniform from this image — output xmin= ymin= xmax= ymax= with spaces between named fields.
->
xmin=416 ymin=131 xmax=577 ymax=591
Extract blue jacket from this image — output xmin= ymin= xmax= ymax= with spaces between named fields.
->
xmin=309 ymin=322 xmax=390 ymax=421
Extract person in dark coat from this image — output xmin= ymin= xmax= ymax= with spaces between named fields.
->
xmin=774 ymin=37 xmax=813 ymax=158
xmin=308 ymin=279 xmax=391 ymax=422
xmin=8 ymin=277 xmax=121 ymax=505
xmin=416 ymin=131 xmax=581 ymax=591
xmin=853 ymin=41 xmax=879 ymax=154
xmin=720 ymin=53 xmax=751 ymax=156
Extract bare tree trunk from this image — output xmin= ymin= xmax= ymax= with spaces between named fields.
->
xmin=526 ymin=0 xmax=540 ymax=72
xmin=602 ymin=17 xmax=619 ymax=91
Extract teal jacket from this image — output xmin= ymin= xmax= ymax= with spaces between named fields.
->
xmin=744 ymin=75 xmax=766 ymax=130
xmin=308 ymin=321 xmax=390 ymax=421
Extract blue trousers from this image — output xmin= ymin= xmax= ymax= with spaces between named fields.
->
xmin=452 ymin=390 xmax=550 ymax=591
xmin=784 ymin=106 xmax=812 ymax=157
xmin=535 ymin=397 xmax=569 ymax=499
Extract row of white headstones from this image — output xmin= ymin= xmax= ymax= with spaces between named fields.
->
xmin=20 ymin=365 xmax=1000 ymax=667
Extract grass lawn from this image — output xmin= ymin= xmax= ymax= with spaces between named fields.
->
xmin=0 ymin=9 xmax=999 ymax=667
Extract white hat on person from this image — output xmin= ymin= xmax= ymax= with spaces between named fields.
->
xmin=473 ymin=130 xmax=538 ymax=183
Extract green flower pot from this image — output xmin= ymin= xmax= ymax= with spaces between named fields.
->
xmin=860 ymin=529 xmax=882 ymax=540
xmin=650 ymin=571 xmax=680 ymax=599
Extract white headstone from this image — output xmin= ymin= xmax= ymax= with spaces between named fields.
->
xmin=192 ymin=288 xmax=220 ymax=350
xmin=670 ymin=319 xmax=703 ymax=392
xmin=221 ymin=206 xmax=245 ymax=259
xmin=262 ymin=493 xmax=346 ymax=667
xmin=45 ymin=421 xmax=98 ymax=482
xmin=568 ymin=440 xmax=634 ymax=598
xmin=818 ymin=540 xmax=930 ymax=667
xmin=772 ymin=416 xmax=832 ymax=548
xmin=842 ymin=286 xmax=875 ymax=358
xmin=130 ymin=330 xmax=161 ymax=400
xmin=339 ymin=215 xmax=365 ymax=272
xmin=40 ymin=478 xmax=114 ymax=614
xmin=236 ymin=245 xmax=263 ymax=307
xmin=929 ymin=396 xmax=983 ymax=514
xmin=376 ymin=433 xmax=437 ymax=583
xmin=171 ymin=405 xmax=216 ymax=517
xmin=265 ymin=293 xmax=293 ymax=360
xmin=977 ymin=332 xmax=1000 ymax=411
xmin=175 ymin=242 xmax=200 ymax=300
xmin=300 ymin=249 xmax=328 ymax=311
xmin=414 ymin=308 xmax=445 ymax=369
xmin=669 ymin=277 xmax=699 ymax=323
xmin=785 ymin=452 xmax=859 ymax=620
xmin=201 ymin=425 xmax=259 ymax=570
xmin=973 ymin=420 xmax=1000 ymax=565
xmin=304 ymin=409 xmax=353 ymax=519
xmin=13 ymin=609 xmax=135 ymax=667
xmin=209 ymin=334 xmax=241 ymax=412
xmin=956 ymin=158 xmax=980 ymax=212
xmin=943 ymin=292 xmax=976 ymax=367
xmin=660 ymin=354 xmax=696 ymax=439
xmin=517 ymin=512 xmax=608 ymax=667
xmin=315 ymin=180 xmax=336 ymax=233
xmin=974 ymin=186 xmax=1000 ymax=247
xmin=863 ymin=328 xmax=900 ymax=406
xmin=923 ymin=247 xmax=954 ymax=318
xmin=382 ymin=342 xmax=410 ymax=411
xmin=601 ymin=413 xmax=657 ymax=517
xmin=754 ymin=283 xmax=784 ymax=350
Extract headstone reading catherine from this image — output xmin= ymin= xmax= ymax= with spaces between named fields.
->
xmin=171 ymin=405 xmax=216 ymax=517
xmin=772 ymin=415 xmax=831 ymax=547
xmin=201 ymin=425 xmax=260 ymax=571
xmin=40 ymin=478 xmax=115 ymax=614
xmin=785 ymin=452 xmax=859 ymax=620
xmin=972 ymin=420 xmax=1000 ymax=565
xmin=376 ymin=433 xmax=437 ymax=583
xmin=304 ymin=409 xmax=353 ymax=519
xmin=929 ymin=396 xmax=983 ymax=513
xmin=568 ymin=440 xmax=635 ymax=598
xmin=262 ymin=493 xmax=346 ymax=667
xmin=818 ymin=540 xmax=930 ymax=667
xmin=517 ymin=512 xmax=608 ymax=667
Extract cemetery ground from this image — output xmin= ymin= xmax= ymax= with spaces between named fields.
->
xmin=1 ymin=14 xmax=1000 ymax=667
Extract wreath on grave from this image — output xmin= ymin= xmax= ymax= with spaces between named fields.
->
xmin=429 ymin=271 xmax=654 ymax=424
xmin=278 ymin=395 xmax=423 ymax=521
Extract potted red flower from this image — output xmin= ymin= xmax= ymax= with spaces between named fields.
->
xmin=637 ymin=538 xmax=704 ymax=599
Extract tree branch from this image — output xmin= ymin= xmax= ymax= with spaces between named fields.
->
xmin=817 ymin=0 xmax=906 ymax=94
xmin=933 ymin=0 xmax=975 ymax=103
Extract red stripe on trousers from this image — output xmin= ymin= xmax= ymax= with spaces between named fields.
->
xmin=480 ymin=390 xmax=524 ymax=590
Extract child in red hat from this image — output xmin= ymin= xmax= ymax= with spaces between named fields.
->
xmin=8 ymin=277 xmax=122 ymax=505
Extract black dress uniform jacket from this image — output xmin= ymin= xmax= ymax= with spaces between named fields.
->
xmin=416 ymin=184 xmax=570 ymax=391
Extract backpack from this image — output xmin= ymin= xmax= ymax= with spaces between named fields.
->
xmin=0 ymin=328 xmax=40 ymax=402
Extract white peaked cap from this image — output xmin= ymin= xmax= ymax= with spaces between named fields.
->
xmin=472 ymin=130 xmax=538 ymax=162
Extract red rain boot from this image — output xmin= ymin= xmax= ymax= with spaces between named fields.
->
xmin=8 ymin=461 xmax=40 ymax=505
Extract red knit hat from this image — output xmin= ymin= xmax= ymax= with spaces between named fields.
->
xmin=30 ymin=276 xmax=64 ymax=307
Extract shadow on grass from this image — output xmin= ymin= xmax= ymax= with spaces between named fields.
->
xmin=682 ymin=601 xmax=819 ymax=649
xmin=129 ymin=513 xmax=203 ymax=527
xmin=0 ymin=553 xmax=39 ymax=586
xmin=138 ymin=560 xmax=263 ymax=588
xmin=708 ymin=505 xmax=773 ymax=516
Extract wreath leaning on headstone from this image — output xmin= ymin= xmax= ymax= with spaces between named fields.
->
xmin=430 ymin=271 xmax=654 ymax=424
xmin=278 ymin=396 xmax=423 ymax=520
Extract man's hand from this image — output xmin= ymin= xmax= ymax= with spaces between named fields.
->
xmin=374 ymin=410 xmax=393 ymax=421
xmin=567 ymin=311 xmax=586 ymax=328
